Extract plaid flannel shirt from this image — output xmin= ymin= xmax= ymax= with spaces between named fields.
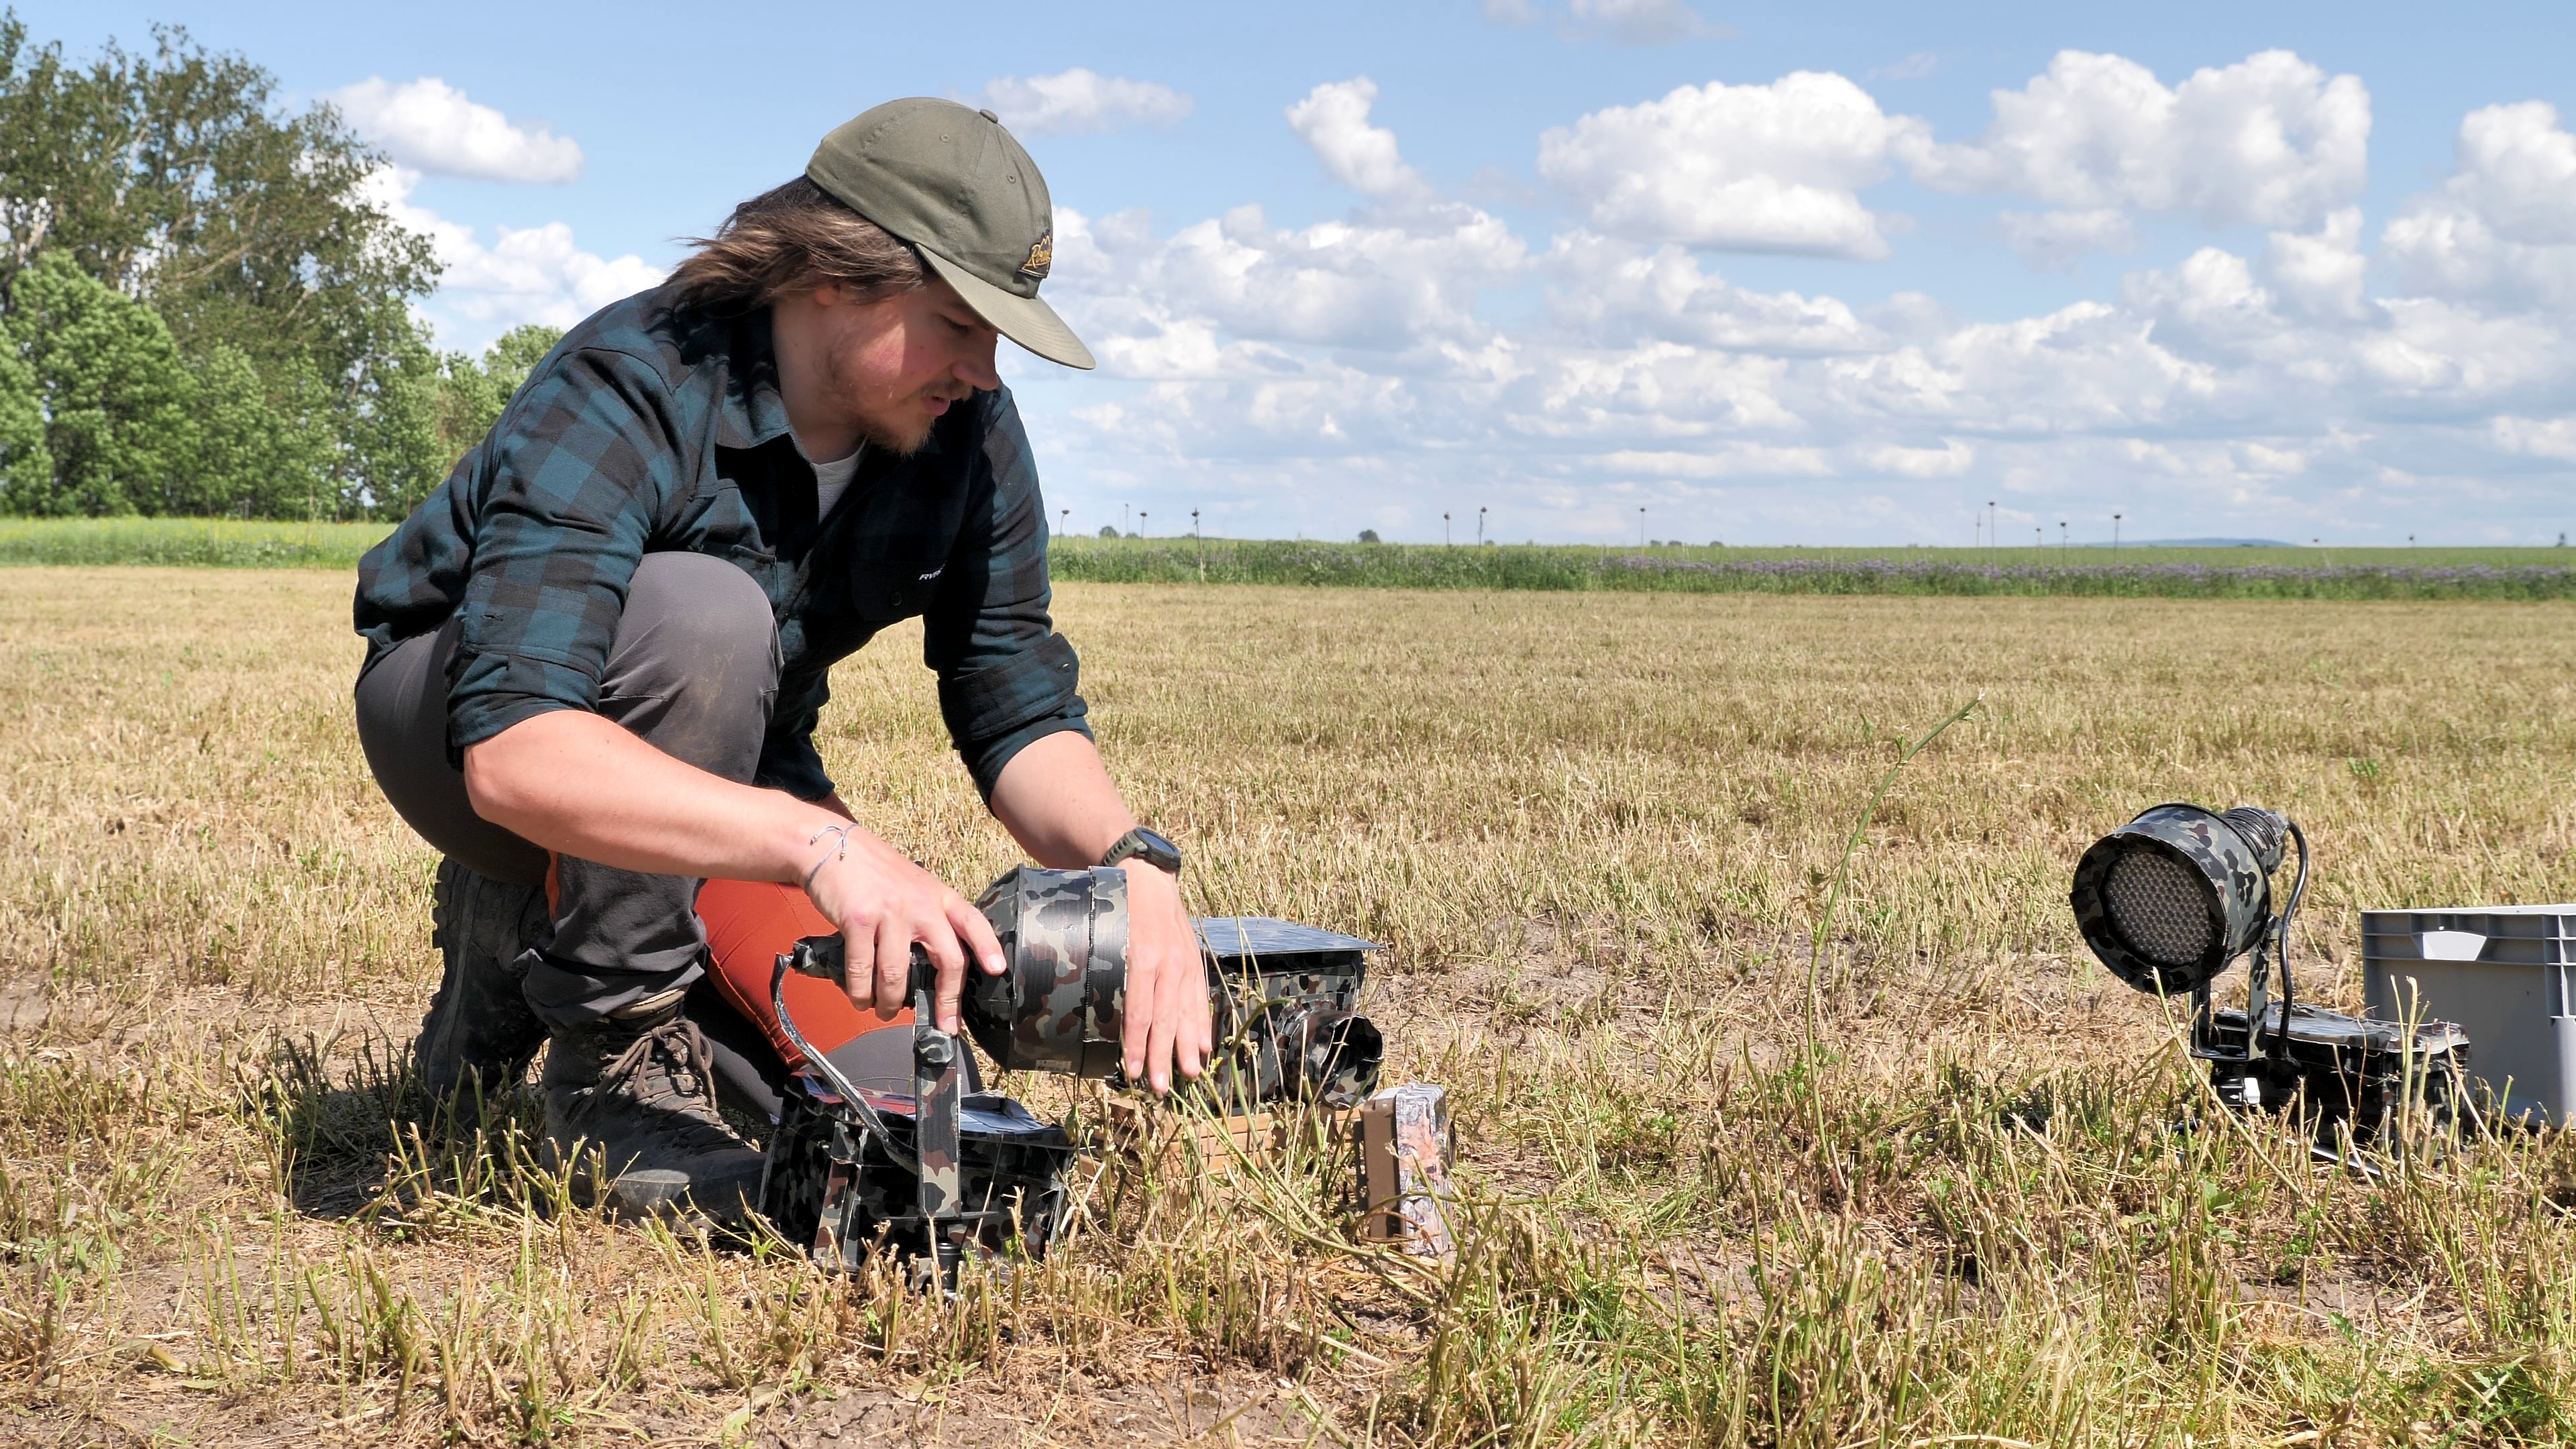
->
xmin=353 ymin=286 xmax=1087 ymax=803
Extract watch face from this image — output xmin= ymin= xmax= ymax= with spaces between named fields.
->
xmin=1113 ymin=827 xmax=1181 ymax=871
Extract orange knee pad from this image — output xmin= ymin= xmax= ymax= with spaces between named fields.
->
xmin=696 ymin=876 xmax=910 ymax=1071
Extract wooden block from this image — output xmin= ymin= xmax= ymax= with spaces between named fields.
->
xmin=1093 ymin=1097 xmax=1356 ymax=1173
xmin=1356 ymin=1082 xmax=1456 ymax=1257
xmin=1099 ymin=1099 xmax=1275 ymax=1169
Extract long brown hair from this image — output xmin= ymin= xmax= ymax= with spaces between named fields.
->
xmin=664 ymin=177 xmax=926 ymax=315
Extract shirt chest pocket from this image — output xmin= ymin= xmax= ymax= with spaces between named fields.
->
xmin=845 ymin=554 xmax=949 ymax=623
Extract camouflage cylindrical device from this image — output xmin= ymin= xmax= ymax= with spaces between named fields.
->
xmin=2070 ymin=803 xmax=2285 ymax=995
xmin=969 ymin=865 xmax=1128 ymax=1075
xmin=2069 ymin=801 xmax=2471 ymax=1148
xmin=778 ymin=865 xmax=1129 ymax=1075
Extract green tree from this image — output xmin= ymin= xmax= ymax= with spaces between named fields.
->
xmin=0 ymin=252 xmax=337 ymax=519
xmin=3 ymin=252 xmax=195 ymax=515
xmin=190 ymin=343 xmax=332 ymax=518
xmin=344 ymin=321 xmax=445 ymax=518
xmin=0 ymin=339 xmax=42 ymax=504
xmin=431 ymin=322 xmax=565 ymax=472
xmin=0 ymin=12 xmax=443 ymax=515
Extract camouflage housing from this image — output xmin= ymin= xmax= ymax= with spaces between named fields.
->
xmin=1190 ymin=917 xmax=1385 ymax=1112
xmin=757 ymin=1085 xmax=1075 ymax=1270
xmin=2072 ymin=803 xmax=2286 ymax=996
xmin=971 ymin=866 xmax=1129 ymax=1076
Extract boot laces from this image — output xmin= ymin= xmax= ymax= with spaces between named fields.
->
xmin=580 ymin=1017 xmax=745 ymax=1155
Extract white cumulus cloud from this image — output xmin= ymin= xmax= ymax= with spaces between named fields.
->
xmin=1050 ymin=197 xmax=1526 ymax=369
xmin=2261 ymin=207 xmax=2371 ymax=321
xmin=1545 ymin=233 xmax=1886 ymax=353
xmin=361 ymin=168 xmax=661 ymax=349
xmin=327 ymin=76 xmax=582 ymax=184
xmin=1866 ymin=441 xmax=1976 ymax=477
xmin=1536 ymin=72 xmax=1925 ymax=258
xmin=2438 ymin=101 xmax=2576 ymax=244
xmin=972 ymin=68 xmax=1193 ymax=138
xmin=2382 ymin=101 xmax=2576 ymax=313
xmin=1286 ymin=79 xmax=1429 ymax=201
xmin=2491 ymin=415 xmax=2576 ymax=461
xmin=1905 ymin=50 xmax=2369 ymax=232
xmin=1008 ymin=78 xmax=2576 ymax=546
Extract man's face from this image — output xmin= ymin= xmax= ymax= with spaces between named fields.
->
xmin=812 ymin=278 xmax=1003 ymax=456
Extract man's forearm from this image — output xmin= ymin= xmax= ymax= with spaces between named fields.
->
xmin=462 ymin=708 xmax=843 ymax=884
xmin=985 ymin=731 xmax=1136 ymax=868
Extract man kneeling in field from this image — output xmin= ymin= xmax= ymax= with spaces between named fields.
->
xmin=350 ymin=99 xmax=1210 ymax=1218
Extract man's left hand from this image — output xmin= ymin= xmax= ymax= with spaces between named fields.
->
xmin=981 ymin=733 xmax=1214 ymax=1092
xmin=1116 ymin=858 xmax=1210 ymax=1093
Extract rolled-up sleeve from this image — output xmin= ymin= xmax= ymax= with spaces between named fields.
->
xmin=441 ymin=348 xmax=681 ymax=763
xmin=922 ymin=388 xmax=1090 ymax=800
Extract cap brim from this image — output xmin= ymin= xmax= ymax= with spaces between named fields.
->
xmin=918 ymin=246 xmax=1095 ymax=371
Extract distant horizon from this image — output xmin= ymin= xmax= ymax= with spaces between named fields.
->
xmin=4 ymin=516 xmax=2571 ymax=566
xmin=1064 ymin=530 xmax=2564 ymax=553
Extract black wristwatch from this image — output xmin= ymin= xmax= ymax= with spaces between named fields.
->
xmin=1100 ymin=826 xmax=1182 ymax=875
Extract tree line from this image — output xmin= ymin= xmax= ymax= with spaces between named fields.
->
xmin=0 ymin=14 xmax=564 ymax=519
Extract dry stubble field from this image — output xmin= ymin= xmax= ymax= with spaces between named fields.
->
xmin=6 ymin=569 xmax=2576 ymax=1447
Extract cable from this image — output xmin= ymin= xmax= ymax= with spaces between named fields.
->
xmin=2271 ymin=820 xmax=2310 ymax=1057
xmin=770 ymin=951 xmax=920 ymax=1173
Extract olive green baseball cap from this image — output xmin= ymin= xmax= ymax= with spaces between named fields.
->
xmin=806 ymin=98 xmax=1095 ymax=370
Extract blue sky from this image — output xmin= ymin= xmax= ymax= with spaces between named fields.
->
xmin=24 ymin=1 xmax=2576 ymax=545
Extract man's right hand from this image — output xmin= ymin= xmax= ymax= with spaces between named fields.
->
xmin=460 ymin=711 xmax=1006 ymax=1034
xmin=799 ymin=824 xmax=1006 ymax=1034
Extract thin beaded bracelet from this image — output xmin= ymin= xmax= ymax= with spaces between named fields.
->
xmin=802 ymin=822 xmax=853 ymax=893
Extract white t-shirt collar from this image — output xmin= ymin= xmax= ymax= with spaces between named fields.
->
xmin=798 ymin=437 xmax=863 ymax=518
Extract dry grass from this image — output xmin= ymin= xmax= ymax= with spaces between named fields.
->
xmin=6 ymin=570 xmax=2576 ymax=1445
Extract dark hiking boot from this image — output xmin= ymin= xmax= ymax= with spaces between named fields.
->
xmin=416 ymin=856 xmax=551 ymax=1102
xmin=540 ymin=989 xmax=765 ymax=1221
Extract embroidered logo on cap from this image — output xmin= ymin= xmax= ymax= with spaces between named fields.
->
xmin=1020 ymin=230 xmax=1053 ymax=280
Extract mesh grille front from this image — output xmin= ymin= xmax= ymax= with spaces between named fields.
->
xmin=2102 ymin=849 xmax=2215 ymax=967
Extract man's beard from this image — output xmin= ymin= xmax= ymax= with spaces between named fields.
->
xmin=856 ymin=405 xmax=936 ymax=459
xmin=824 ymin=345 xmax=948 ymax=459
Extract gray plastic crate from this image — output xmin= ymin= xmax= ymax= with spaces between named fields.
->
xmin=2361 ymin=905 xmax=2576 ymax=1125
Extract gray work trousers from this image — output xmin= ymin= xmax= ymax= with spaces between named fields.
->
xmin=355 ymin=551 xmax=780 ymax=1029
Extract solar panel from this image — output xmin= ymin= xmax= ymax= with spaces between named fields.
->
xmin=1192 ymin=916 xmax=1381 ymax=962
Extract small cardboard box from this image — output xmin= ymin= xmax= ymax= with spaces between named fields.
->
xmin=1356 ymin=1082 xmax=1456 ymax=1257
